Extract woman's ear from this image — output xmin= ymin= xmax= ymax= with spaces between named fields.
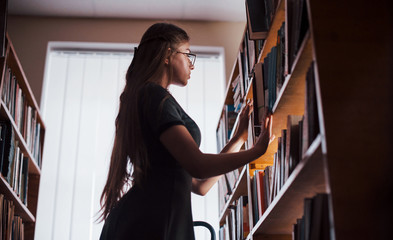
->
xmin=165 ymin=48 xmax=172 ymax=65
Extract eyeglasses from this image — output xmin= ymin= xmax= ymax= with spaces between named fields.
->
xmin=176 ymin=51 xmax=196 ymax=66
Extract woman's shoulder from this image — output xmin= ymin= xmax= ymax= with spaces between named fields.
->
xmin=140 ymin=82 xmax=175 ymax=107
xmin=140 ymin=82 xmax=169 ymax=100
xmin=143 ymin=82 xmax=168 ymax=93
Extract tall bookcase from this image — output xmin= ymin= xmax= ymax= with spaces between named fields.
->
xmin=217 ymin=0 xmax=393 ymax=240
xmin=0 ymin=34 xmax=45 ymax=240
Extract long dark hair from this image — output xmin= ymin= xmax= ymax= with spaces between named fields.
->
xmin=99 ymin=23 xmax=190 ymax=221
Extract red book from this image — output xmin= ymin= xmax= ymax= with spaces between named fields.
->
xmin=256 ymin=170 xmax=266 ymax=217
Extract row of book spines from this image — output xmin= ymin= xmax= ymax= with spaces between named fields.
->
xmin=275 ymin=114 xmax=305 ymax=192
xmin=254 ymin=116 xmax=305 ymax=212
xmin=219 ymin=196 xmax=249 ymax=240
xmin=247 ymin=58 xmax=320 ymax=223
xmin=249 ymin=112 xmax=309 ymax=222
xmin=287 ymin=0 xmax=310 ymax=70
xmin=218 ymin=169 xmax=241 ymax=213
xmin=246 ymin=0 xmax=309 ymax=65
xmin=216 ymin=104 xmax=238 ymax=152
xmin=219 ymin=108 xmax=314 ymax=222
xmin=1 ymin=66 xmax=42 ymax=163
xmin=232 ymin=19 xmax=310 ymax=137
xmin=237 ymin=29 xmax=255 ymax=102
xmin=0 ymin=194 xmax=25 ymax=240
xmin=253 ymin=21 xmax=286 ymax=116
xmin=245 ymin=0 xmax=278 ymax=40
xmin=250 ymin=1 xmax=310 ymax=113
xmin=292 ymin=193 xmax=331 ymax=240
xmin=250 ymin=168 xmax=270 ymax=224
xmin=6 ymin=143 xmax=28 ymax=205
xmin=233 ymin=0 xmax=311 ymax=120
xmin=224 ymin=21 xmax=291 ymax=147
xmin=229 ymin=25 xmax=265 ymax=117
xmin=0 ymin=123 xmax=29 ymax=205
xmin=231 ymin=74 xmax=244 ymax=114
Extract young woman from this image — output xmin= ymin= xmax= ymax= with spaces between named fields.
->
xmin=99 ymin=22 xmax=273 ymax=240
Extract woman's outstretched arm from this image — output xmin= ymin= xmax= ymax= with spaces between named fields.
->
xmin=191 ymin=102 xmax=253 ymax=195
xmin=160 ymin=103 xmax=273 ymax=186
xmin=191 ymin=133 xmax=248 ymax=196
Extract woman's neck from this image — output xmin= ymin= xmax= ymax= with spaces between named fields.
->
xmin=158 ymin=70 xmax=170 ymax=89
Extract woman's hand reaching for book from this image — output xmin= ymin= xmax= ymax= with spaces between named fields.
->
xmin=254 ymin=109 xmax=274 ymax=155
xmin=232 ymin=100 xmax=253 ymax=143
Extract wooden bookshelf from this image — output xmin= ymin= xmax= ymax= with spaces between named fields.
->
xmin=252 ymin=136 xmax=325 ymax=235
xmin=0 ymin=34 xmax=45 ymax=240
xmin=217 ymin=0 xmax=393 ymax=239
xmin=219 ymin=166 xmax=248 ymax=225
xmin=0 ymin=174 xmax=35 ymax=222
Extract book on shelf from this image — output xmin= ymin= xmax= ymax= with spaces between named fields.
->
xmin=228 ymin=206 xmax=236 ymax=240
xmin=218 ymin=176 xmax=229 ymax=214
xmin=285 ymin=115 xmax=303 ymax=182
xmin=286 ymin=0 xmax=309 ymax=72
xmin=266 ymin=0 xmax=280 ymax=28
xmin=8 ymin=141 xmax=18 ymax=191
xmin=254 ymin=170 xmax=266 ymax=219
xmin=271 ymin=143 xmax=280 ymax=200
xmin=220 ymin=196 xmax=249 ymax=240
xmin=239 ymin=46 xmax=250 ymax=97
xmin=292 ymin=193 xmax=331 ymax=240
xmin=250 ymin=168 xmax=272 ymax=224
xmin=303 ymin=197 xmax=313 ymax=240
xmin=216 ymin=104 xmax=238 ymax=152
xmin=0 ymin=122 xmax=8 ymax=174
xmin=20 ymin=156 xmax=28 ymax=204
xmin=0 ymin=120 xmax=14 ymax=180
xmin=245 ymin=0 xmax=279 ymax=40
xmin=303 ymin=62 xmax=320 ymax=154
xmin=225 ymin=105 xmax=237 ymax=140
xmin=0 ymin=194 xmax=25 ymax=240
xmin=276 ymin=22 xmax=287 ymax=89
xmin=224 ymin=173 xmax=234 ymax=196
xmin=242 ymin=196 xmax=250 ymax=238
xmin=235 ymin=197 xmax=243 ymax=240
xmin=261 ymin=23 xmax=287 ymax=113
xmin=245 ymin=29 xmax=256 ymax=75
xmin=232 ymin=75 xmax=244 ymax=113
xmin=279 ymin=129 xmax=286 ymax=189
xmin=255 ymin=39 xmax=265 ymax=60
xmin=252 ymin=62 xmax=265 ymax=129
xmin=268 ymin=46 xmax=277 ymax=111
xmin=216 ymin=115 xmax=226 ymax=153
xmin=246 ymin=112 xmax=255 ymax=150
xmin=263 ymin=165 xmax=272 ymax=208
xmin=245 ymin=0 xmax=269 ymax=40
xmin=251 ymin=171 xmax=259 ymax=224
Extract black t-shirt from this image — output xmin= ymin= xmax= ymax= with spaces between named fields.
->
xmin=100 ymin=83 xmax=201 ymax=240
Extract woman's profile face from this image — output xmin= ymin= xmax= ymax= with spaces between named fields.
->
xmin=170 ymin=41 xmax=195 ymax=87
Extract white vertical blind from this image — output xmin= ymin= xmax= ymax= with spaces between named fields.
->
xmin=37 ymin=45 xmax=225 ymax=240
